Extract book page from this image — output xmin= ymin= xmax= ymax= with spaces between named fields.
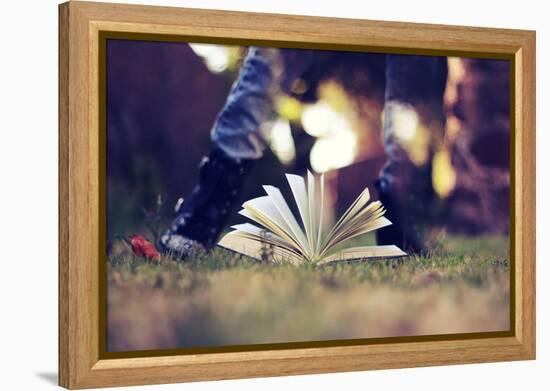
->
xmin=230 ymin=223 xmax=302 ymax=255
xmin=285 ymin=174 xmax=312 ymax=252
xmin=319 ymin=245 xmax=407 ymax=265
xmin=316 ymin=173 xmax=325 ymax=254
xmin=322 ymin=203 xmax=385 ymax=250
xmin=262 ymin=185 xmax=310 ymax=256
xmin=218 ymin=231 xmax=303 ymax=264
xmin=241 ymin=197 xmax=303 ymax=251
xmin=307 ymin=171 xmax=317 ymax=253
xmin=322 ymin=187 xmax=372 ymax=249
xmin=320 ymin=216 xmax=392 ymax=258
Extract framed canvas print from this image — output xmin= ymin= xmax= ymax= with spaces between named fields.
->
xmin=58 ymin=1 xmax=536 ymax=389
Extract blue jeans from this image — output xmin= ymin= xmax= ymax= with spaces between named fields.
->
xmin=211 ymin=47 xmax=447 ymax=185
xmin=381 ymin=54 xmax=447 ymax=190
xmin=210 ymin=47 xmax=281 ymax=160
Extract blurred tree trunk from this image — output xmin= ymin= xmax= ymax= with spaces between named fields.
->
xmin=445 ymin=58 xmax=510 ymax=234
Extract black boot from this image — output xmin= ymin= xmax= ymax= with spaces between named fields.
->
xmin=158 ymin=148 xmax=254 ymax=258
xmin=375 ymin=177 xmax=424 ymax=254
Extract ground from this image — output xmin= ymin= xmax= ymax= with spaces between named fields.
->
xmin=106 ymin=233 xmax=510 ymax=352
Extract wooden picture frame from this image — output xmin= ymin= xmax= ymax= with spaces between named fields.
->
xmin=59 ymin=1 xmax=536 ymax=389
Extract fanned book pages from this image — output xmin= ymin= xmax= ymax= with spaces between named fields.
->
xmin=218 ymin=171 xmax=406 ymax=265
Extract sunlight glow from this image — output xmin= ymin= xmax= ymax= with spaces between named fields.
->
xmin=301 ymin=101 xmax=350 ymax=138
xmin=432 ymin=149 xmax=457 ymax=198
xmin=301 ymin=100 xmax=359 ymax=173
xmin=269 ymin=118 xmax=296 ymax=165
xmin=310 ymin=130 xmax=357 ymax=173
xmin=189 ymin=43 xmax=230 ymax=73
xmin=384 ymin=102 xmax=419 ymax=142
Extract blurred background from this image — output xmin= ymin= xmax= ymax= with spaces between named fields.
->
xmin=105 ymin=39 xmax=511 ymax=352
xmin=106 ymin=39 xmax=510 ymax=243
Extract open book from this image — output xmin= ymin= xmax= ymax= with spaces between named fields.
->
xmin=218 ymin=171 xmax=406 ymax=265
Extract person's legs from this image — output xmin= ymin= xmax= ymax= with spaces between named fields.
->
xmin=376 ymin=54 xmax=448 ymax=252
xmin=211 ymin=47 xmax=282 ymax=160
xmin=209 ymin=46 xmax=316 ymax=159
xmin=157 ymin=46 xmax=317 ymax=257
xmin=158 ymin=47 xmax=282 ymax=256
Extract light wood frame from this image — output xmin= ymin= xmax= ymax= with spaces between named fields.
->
xmin=59 ymin=1 xmax=536 ymax=389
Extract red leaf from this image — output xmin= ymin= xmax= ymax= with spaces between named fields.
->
xmin=130 ymin=235 xmax=161 ymax=261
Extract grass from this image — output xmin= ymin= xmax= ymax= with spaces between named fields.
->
xmin=106 ymin=232 xmax=510 ymax=352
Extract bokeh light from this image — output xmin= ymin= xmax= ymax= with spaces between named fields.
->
xmin=310 ymin=129 xmax=357 ymax=173
xmin=384 ymin=101 xmax=419 ymax=142
xmin=301 ymin=101 xmax=350 ymax=138
xmin=432 ymin=149 xmax=457 ymax=198
xmin=267 ymin=118 xmax=296 ymax=165
xmin=189 ymin=43 xmax=230 ymax=73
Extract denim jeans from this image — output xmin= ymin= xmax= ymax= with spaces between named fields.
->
xmin=211 ymin=47 xmax=447 ymax=186
xmin=381 ymin=54 xmax=448 ymax=190
xmin=210 ymin=47 xmax=282 ymax=160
